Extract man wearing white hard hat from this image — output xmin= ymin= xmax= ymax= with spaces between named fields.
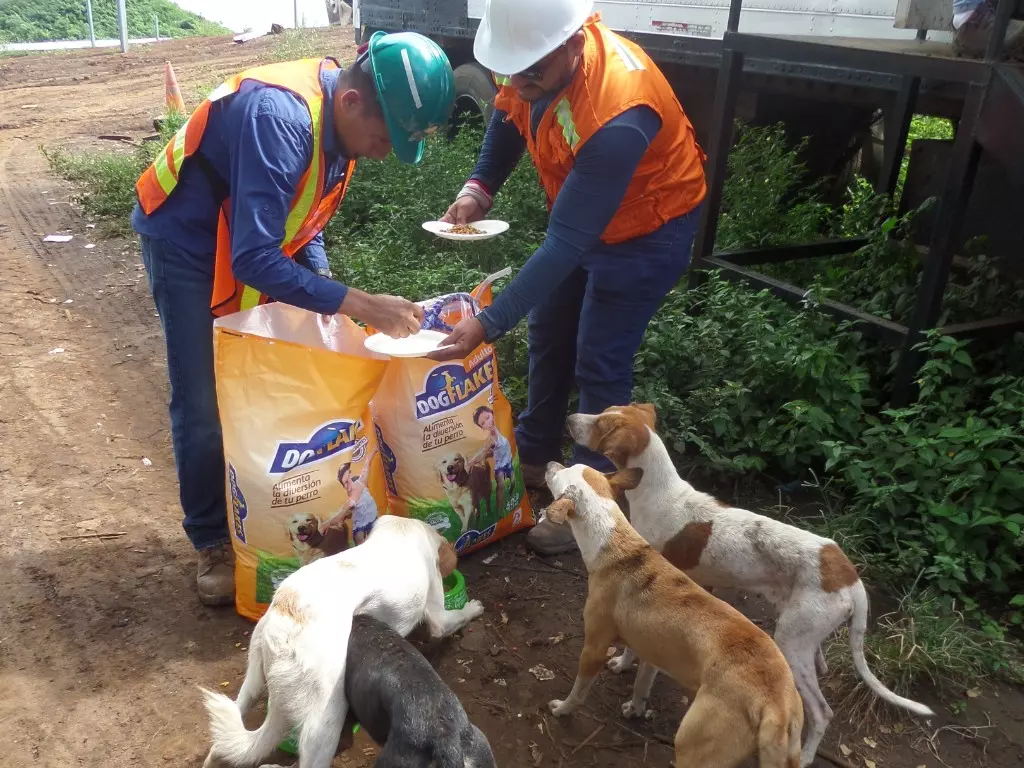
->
xmin=430 ymin=0 xmax=707 ymax=554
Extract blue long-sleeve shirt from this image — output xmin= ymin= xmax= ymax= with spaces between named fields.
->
xmin=131 ymin=65 xmax=351 ymax=314
xmin=469 ymin=104 xmax=663 ymax=339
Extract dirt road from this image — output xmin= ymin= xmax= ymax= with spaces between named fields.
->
xmin=0 ymin=30 xmax=1021 ymax=768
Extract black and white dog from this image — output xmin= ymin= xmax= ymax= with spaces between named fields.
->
xmin=344 ymin=614 xmax=496 ymax=768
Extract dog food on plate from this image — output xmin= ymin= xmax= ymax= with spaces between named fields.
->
xmin=371 ymin=270 xmax=535 ymax=553
xmin=447 ymin=223 xmax=485 ymax=235
xmin=214 ymin=305 xmax=390 ymax=620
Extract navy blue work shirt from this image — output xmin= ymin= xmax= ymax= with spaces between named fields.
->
xmin=468 ymin=101 xmax=664 ymax=339
xmin=132 ymin=64 xmax=351 ymax=314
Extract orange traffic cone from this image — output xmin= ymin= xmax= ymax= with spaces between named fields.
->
xmin=164 ymin=61 xmax=186 ymax=114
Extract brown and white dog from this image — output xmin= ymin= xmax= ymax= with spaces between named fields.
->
xmin=286 ymin=511 xmax=349 ymax=566
xmin=544 ymin=462 xmax=803 ymax=768
xmin=568 ymin=404 xmax=934 ymax=766
xmin=437 ymin=452 xmax=493 ymax=531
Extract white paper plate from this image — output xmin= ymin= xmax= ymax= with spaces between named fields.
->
xmin=364 ymin=329 xmax=448 ymax=358
xmin=422 ymin=219 xmax=510 ymax=241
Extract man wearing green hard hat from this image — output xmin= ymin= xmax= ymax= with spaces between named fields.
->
xmin=131 ymin=31 xmax=455 ymax=607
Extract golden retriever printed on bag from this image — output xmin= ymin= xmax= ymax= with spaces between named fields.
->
xmin=370 ymin=281 xmax=534 ymax=555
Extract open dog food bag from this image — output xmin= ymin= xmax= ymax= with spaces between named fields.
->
xmin=214 ymin=305 xmax=390 ymax=621
xmin=371 ymin=270 xmax=535 ymax=554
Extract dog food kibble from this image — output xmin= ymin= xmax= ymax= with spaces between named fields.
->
xmin=447 ymin=223 xmax=485 ymax=235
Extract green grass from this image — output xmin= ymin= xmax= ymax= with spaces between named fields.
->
xmin=254 ymin=551 xmax=300 ymax=604
xmin=40 ymin=110 xmax=183 ymax=236
xmin=787 ymin=481 xmax=1024 ymax=710
xmin=824 ymin=590 xmax=1024 ymax=722
xmin=267 ymin=28 xmax=348 ymax=63
xmin=42 ymin=144 xmax=156 ymax=236
xmin=0 ymin=0 xmax=228 ymax=43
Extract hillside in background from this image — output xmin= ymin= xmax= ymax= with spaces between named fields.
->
xmin=0 ymin=0 xmax=228 ymax=42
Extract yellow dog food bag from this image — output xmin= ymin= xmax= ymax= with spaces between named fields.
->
xmin=214 ymin=304 xmax=390 ymax=621
xmin=371 ymin=271 xmax=535 ymax=554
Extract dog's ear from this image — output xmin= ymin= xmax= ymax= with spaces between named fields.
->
xmin=437 ymin=539 xmax=458 ymax=578
xmin=631 ymin=403 xmax=657 ymax=429
xmin=545 ymin=495 xmax=576 ymax=525
xmin=608 ymin=467 xmax=644 ymax=494
xmin=596 ymin=422 xmax=636 ymax=469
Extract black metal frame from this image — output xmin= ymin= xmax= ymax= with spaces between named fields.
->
xmin=689 ymin=0 xmax=1024 ymax=406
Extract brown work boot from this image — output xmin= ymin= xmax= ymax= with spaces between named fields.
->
xmin=197 ymin=544 xmax=235 ymax=607
xmin=521 ymin=463 xmax=548 ymax=491
xmin=526 ymin=511 xmax=579 ymax=555
xmin=953 ymin=1 xmax=1024 ymax=59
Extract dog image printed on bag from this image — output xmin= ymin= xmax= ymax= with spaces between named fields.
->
xmin=214 ymin=305 xmax=391 ymax=620
xmin=371 ymin=271 xmax=534 ymax=554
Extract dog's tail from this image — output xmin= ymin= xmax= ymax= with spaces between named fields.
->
xmin=849 ymin=582 xmax=934 ymax=717
xmin=756 ymin=703 xmax=802 ymax=768
xmin=234 ymin=625 xmax=267 ymax=714
xmin=199 ymin=687 xmax=290 ymax=767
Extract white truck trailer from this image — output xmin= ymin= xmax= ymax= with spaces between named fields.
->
xmin=331 ymin=0 xmax=975 ymax=194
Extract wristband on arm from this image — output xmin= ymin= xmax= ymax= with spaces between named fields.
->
xmin=456 ymin=179 xmax=493 ymax=213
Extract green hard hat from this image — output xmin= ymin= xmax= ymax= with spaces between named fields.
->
xmin=366 ymin=31 xmax=455 ymax=164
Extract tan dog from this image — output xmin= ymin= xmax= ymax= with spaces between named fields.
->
xmin=568 ymin=404 xmax=933 ymax=766
xmin=544 ymin=462 xmax=803 ymax=768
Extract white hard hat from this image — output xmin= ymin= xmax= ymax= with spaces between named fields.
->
xmin=473 ymin=0 xmax=594 ymax=76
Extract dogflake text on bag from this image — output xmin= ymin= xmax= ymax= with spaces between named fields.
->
xmin=415 ymin=348 xmax=496 ymax=420
xmin=370 ymin=273 xmax=534 ymax=555
xmin=269 ymin=418 xmax=365 ymax=474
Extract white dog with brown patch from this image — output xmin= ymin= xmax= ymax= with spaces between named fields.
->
xmin=567 ymin=404 xmax=933 ymax=766
xmin=544 ymin=462 xmax=804 ymax=768
xmin=199 ymin=515 xmax=483 ymax=768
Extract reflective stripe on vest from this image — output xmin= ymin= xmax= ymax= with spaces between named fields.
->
xmin=553 ymin=96 xmax=580 ymax=151
xmin=491 ymin=16 xmax=706 ymax=244
xmin=284 ymin=94 xmax=325 ymax=244
xmin=135 ymin=59 xmax=353 ymax=317
xmin=153 ymin=121 xmax=188 ymax=195
xmin=239 ymin=285 xmax=262 ymax=312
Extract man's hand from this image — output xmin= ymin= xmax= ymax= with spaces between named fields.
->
xmin=439 ymin=196 xmax=486 ymax=225
xmin=428 ymin=317 xmax=486 ymax=361
xmin=341 ymin=288 xmax=424 ymax=338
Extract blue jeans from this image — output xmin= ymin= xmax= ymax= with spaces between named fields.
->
xmin=514 ymin=204 xmax=703 ymax=471
xmin=140 ymin=235 xmax=229 ymax=552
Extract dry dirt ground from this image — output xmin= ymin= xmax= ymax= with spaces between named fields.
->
xmin=1 ymin=29 xmax=1023 ymax=768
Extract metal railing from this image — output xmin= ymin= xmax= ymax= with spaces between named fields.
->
xmin=688 ymin=0 xmax=1024 ymax=406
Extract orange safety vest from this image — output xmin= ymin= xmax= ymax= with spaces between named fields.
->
xmin=136 ymin=58 xmax=355 ymax=317
xmin=494 ymin=16 xmax=706 ymax=245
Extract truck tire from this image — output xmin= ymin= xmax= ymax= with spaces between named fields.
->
xmin=449 ymin=62 xmax=497 ymax=138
